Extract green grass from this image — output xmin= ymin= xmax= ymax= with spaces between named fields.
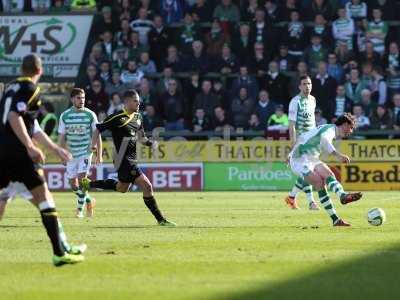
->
xmin=0 ymin=191 xmax=399 ymax=300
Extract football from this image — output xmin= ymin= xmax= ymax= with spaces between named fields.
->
xmin=367 ymin=208 xmax=386 ymax=226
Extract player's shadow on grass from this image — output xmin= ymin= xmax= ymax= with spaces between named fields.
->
xmin=219 ymin=243 xmax=400 ymax=300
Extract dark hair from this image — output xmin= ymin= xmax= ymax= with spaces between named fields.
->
xmin=299 ymin=75 xmax=311 ymax=83
xmin=71 ymin=88 xmax=85 ymax=98
xmin=21 ymin=54 xmax=42 ymax=76
xmin=123 ymin=89 xmax=139 ymax=99
xmin=335 ymin=113 xmax=356 ymax=127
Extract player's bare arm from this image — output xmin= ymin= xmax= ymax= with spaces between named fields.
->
xmin=33 ymin=130 xmax=72 ymax=165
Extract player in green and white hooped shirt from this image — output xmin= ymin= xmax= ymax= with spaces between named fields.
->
xmin=289 ymin=114 xmax=362 ymax=226
xmin=286 ymin=76 xmax=319 ymax=210
xmin=58 ymin=88 xmax=102 ymax=218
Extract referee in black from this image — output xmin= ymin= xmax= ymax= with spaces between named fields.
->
xmin=82 ymin=89 xmax=176 ymax=226
xmin=0 ymin=54 xmax=85 ymax=266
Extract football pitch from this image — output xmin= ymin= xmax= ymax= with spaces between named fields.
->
xmin=0 ymin=191 xmax=399 ymax=300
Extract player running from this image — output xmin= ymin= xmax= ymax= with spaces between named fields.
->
xmin=0 ymin=54 xmax=84 ymax=266
xmin=289 ymin=113 xmax=362 ymax=226
xmin=81 ymin=89 xmax=176 ymax=227
xmin=285 ymin=75 xmax=319 ymax=210
xmin=58 ymin=88 xmax=102 ymax=218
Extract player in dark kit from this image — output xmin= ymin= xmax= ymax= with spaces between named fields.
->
xmin=81 ymin=89 xmax=176 ymax=226
xmin=0 ymin=54 xmax=85 ymax=266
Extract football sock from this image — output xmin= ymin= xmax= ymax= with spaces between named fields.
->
xmin=90 ymin=179 xmax=118 ymax=191
xmin=57 ymin=219 xmax=71 ymax=252
xmin=74 ymin=188 xmax=85 ymax=211
xmin=40 ymin=207 xmax=64 ymax=256
xmin=326 ymin=176 xmax=346 ymax=199
xmin=289 ymin=177 xmax=303 ymax=198
xmin=84 ymin=192 xmax=92 ymax=204
xmin=318 ymin=188 xmax=339 ymax=223
xmin=143 ymin=196 xmax=165 ymax=222
xmin=303 ymin=183 xmax=315 ymax=204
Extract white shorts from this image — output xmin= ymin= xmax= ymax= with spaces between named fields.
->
xmin=290 ymin=155 xmax=322 ymax=178
xmin=66 ymin=154 xmax=92 ymax=179
xmin=0 ymin=182 xmax=32 ymax=201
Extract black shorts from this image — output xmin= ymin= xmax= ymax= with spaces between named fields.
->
xmin=117 ymin=159 xmax=143 ymax=183
xmin=0 ymin=151 xmax=44 ymax=190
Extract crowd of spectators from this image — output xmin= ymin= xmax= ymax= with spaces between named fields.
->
xmin=2 ymin=0 xmax=400 ymax=135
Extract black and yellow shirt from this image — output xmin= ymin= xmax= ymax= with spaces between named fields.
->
xmin=0 ymin=77 xmax=41 ymax=151
xmin=97 ymin=109 xmax=148 ymax=161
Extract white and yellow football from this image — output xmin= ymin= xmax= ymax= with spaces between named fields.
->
xmin=367 ymin=208 xmax=386 ymax=226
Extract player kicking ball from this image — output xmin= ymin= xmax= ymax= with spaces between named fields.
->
xmin=81 ymin=89 xmax=176 ymax=227
xmin=288 ymin=113 xmax=362 ymax=226
xmin=58 ymin=88 xmax=102 ymax=218
xmin=0 ymin=182 xmax=87 ymax=255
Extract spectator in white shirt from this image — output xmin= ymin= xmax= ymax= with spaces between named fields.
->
xmin=130 ymin=7 xmax=154 ymax=46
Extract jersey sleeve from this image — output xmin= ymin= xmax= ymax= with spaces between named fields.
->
xmin=10 ymin=82 xmax=40 ymax=115
xmin=96 ymin=113 xmax=119 ymax=132
xmin=320 ymin=127 xmax=336 ymax=154
xmin=58 ymin=113 xmax=66 ymax=134
xmin=288 ymin=98 xmax=298 ymax=122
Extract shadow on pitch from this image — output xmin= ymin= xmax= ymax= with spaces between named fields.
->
xmin=217 ymin=243 xmax=400 ymax=300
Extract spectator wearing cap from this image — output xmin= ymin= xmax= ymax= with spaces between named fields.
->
xmin=205 ymin=19 xmax=229 ymax=59
xmin=303 ymin=33 xmax=328 ymax=72
xmin=305 ymin=0 xmax=334 ymax=22
xmin=143 ymin=105 xmax=164 ymax=131
xmin=332 ymin=85 xmax=353 ymax=122
xmin=148 ymin=15 xmax=172 ymax=70
xmin=130 ymin=7 xmax=153 ymax=46
xmin=332 ymin=7 xmax=355 ymax=51
xmin=327 ymin=53 xmax=344 ymax=83
xmin=283 ymin=10 xmax=306 ymax=63
xmin=159 ymin=0 xmax=185 ymax=25
xmin=345 ymin=68 xmax=368 ymax=104
xmin=176 ymin=12 xmax=201 ymax=55
xmin=105 ymin=70 xmax=126 ymax=97
xmin=254 ymin=90 xmax=276 ymax=129
xmin=160 ymin=78 xmax=186 ymax=131
xmin=275 ymin=45 xmax=295 ymax=72
xmin=138 ymin=52 xmax=157 ymax=76
xmin=120 ymin=59 xmax=144 ymax=89
xmin=312 ymin=61 xmax=337 ymax=120
xmin=191 ymin=0 xmax=213 ymax=22
xmin=232 ymin=23 xmax=252 ymax=65
xmin=115 ymin=18 xmax=132 ymax=48
xmin=127 ymin=31 xmax=148 ymax=61
xmin=214 ymin=44 xmax=239 ymax=74
xmin=231 ymin=65 xmax=259 ymax=101
xmin=315 ymin=108 xmax=327 ymax=126
xmin=352 ymin=104 xmax=370 ymax=130
xmin=183 ymin=40 xmax=210 ymax=74
xmin=262 ymin=61 xmax=290 ymax=107
xmin=193 ymin=80 xmax=220 ymax=118
xmin=310 ymin=14 xmax=333 ymax=50
xmin=360 ymin=89 xmax=377 ymax=118
xmin=267 ymin=104 xmax=289 ymax=131
xmin=213 ymin=0 xmax=240 ymax=24
xmin=231 ymin=87 xmax=255 ymax=128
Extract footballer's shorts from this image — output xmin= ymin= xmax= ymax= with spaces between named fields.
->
xmin=66 ymin=154 xmax=92 ymax=179
xmin=117 ymin=159 xmax=143 ymax=183
xmin=290 ymin=154 xmax=323 ymax=178
xmin=0 ymin=182 xmax=32 ymax=202
xmin=0 ymin=150 xmax=44 ymax=191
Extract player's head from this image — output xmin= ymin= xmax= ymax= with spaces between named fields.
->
xmin=21 ymin=54 xmax=43 ymax=81
xmin=70 ymin=88 xmax=85 ymax=109
xmin=299 ymin=75 xmax=312 ymax=96
xmin=123 ymin=89 xmax=140 ymax=112
xmin=335 ymin=113 xmax=356 ymax=138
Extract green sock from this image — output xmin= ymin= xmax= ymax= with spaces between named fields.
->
xmin=85 ymin=192 xmax=92 ymax=204
xmin=302 ymin=183 xmax=314 ymax=204
xmin=326 ymin=176 xmax=346 ymax=199
xmin=289 ymin=177 xmax=304 ymax=197
xmin=74 ymin=188 xmax=85 ymax=211
xmin=318 ymin=188 xmax=339 ymax=223
xmin=57 ymin=219 xmax=71 ymax=252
